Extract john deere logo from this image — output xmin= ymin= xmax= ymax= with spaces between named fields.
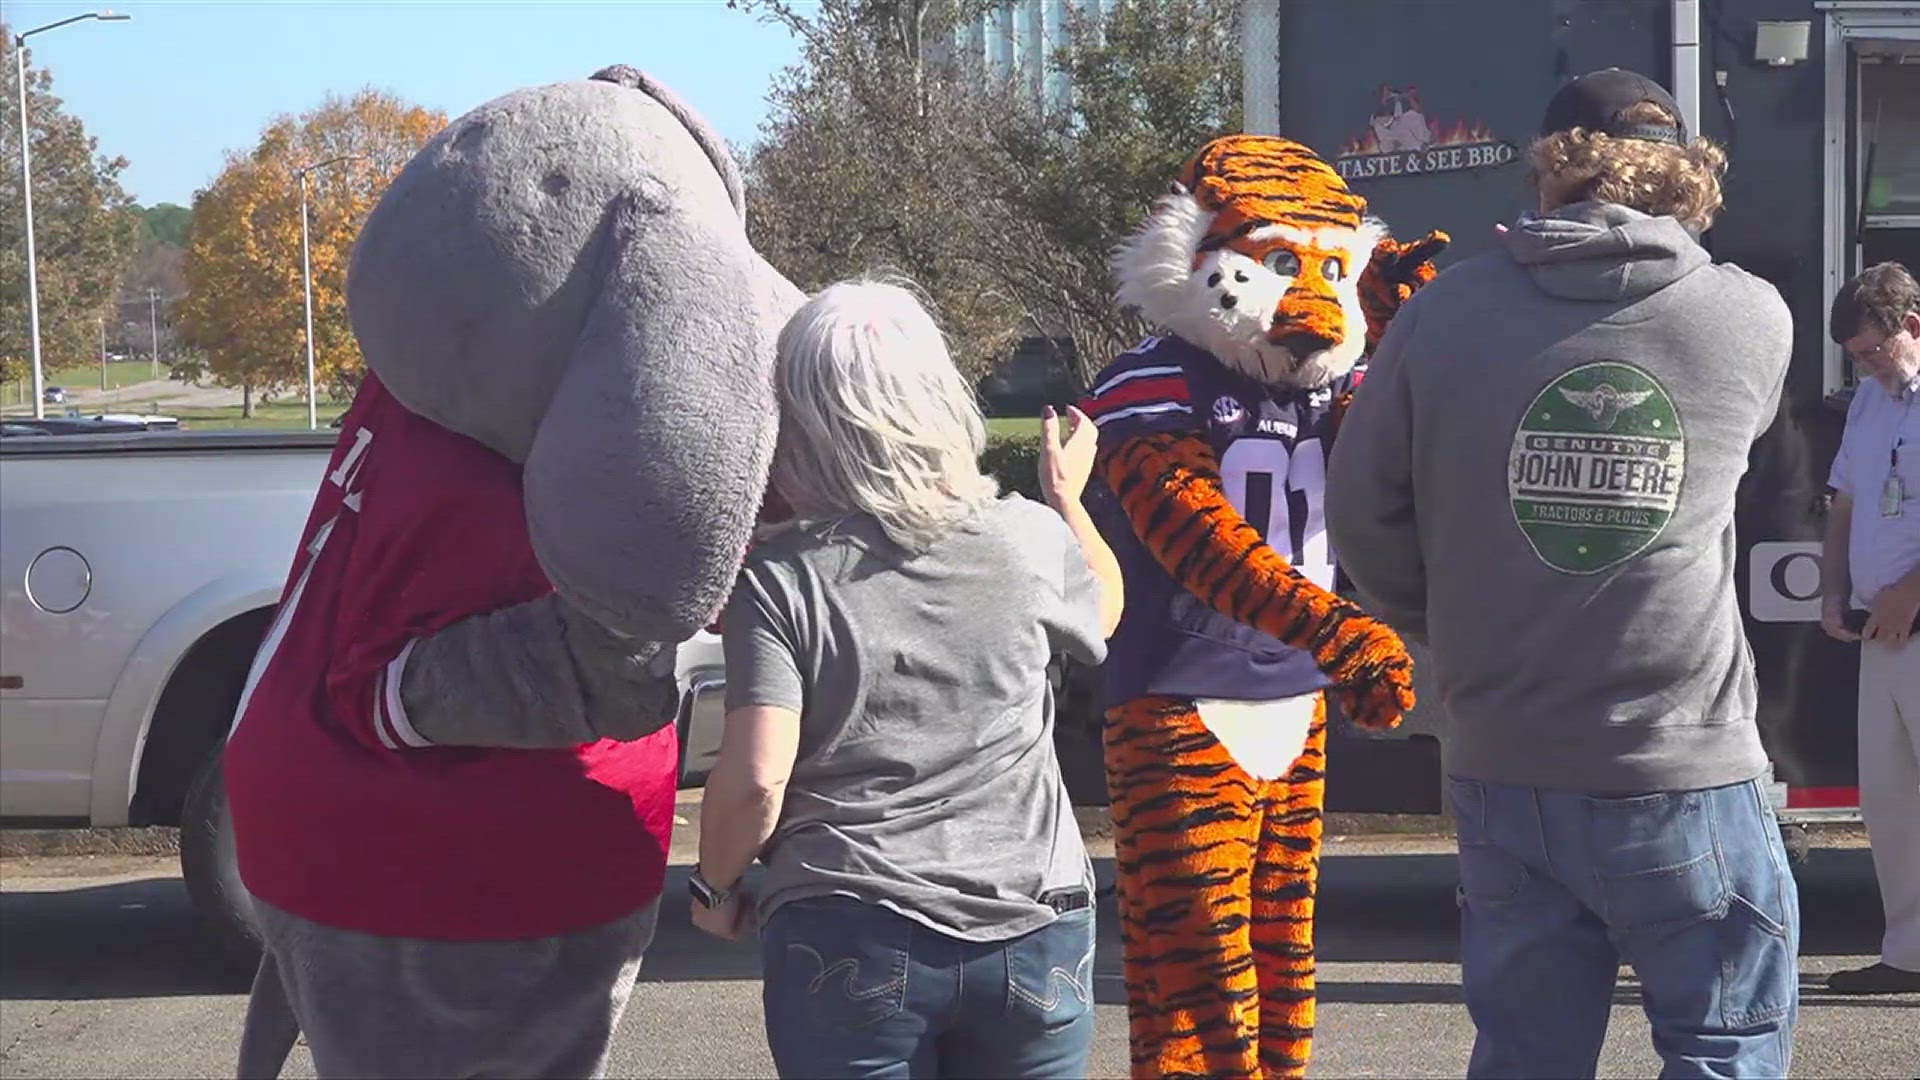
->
xmin=1508 ymin=362 xmax=1685 ymax=574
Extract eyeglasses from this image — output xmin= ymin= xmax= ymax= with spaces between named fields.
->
xmin=1847 ymin=330 xmax=1906 ymax=366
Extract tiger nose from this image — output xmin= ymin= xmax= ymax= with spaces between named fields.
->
xmin=1277 ymin=329 xmax=1337 ymax=356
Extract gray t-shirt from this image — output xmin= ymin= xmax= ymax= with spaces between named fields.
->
xmin=722 ymin=494 xmax=1105 ymax=941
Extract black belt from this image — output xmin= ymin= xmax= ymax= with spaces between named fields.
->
xmin=1843 ymin=608 xmax=1920 ymax=634
xmin=1038 ymin=886 xmax=1091 ymax=914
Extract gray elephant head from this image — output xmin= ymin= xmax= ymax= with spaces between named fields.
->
xmin=347 ymin=66 xmax=802 ymax=641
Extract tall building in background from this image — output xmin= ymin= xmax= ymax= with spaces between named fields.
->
xmin=933 ymin=0 xmax=1099 ymax=116
xmin=932 ymin=1 xmax=1278 ymax=131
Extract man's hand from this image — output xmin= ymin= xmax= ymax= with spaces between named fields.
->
xmin=1821 ymin=594 xmax=1862 ymax=643
xmin=1863 ymin=579 xmax=1920 ymax=646
xmin=690 ymin=888 xmax=753 ymax=941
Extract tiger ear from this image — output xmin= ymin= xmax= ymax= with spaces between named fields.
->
xmin=1377 ymin=83 xmax=1392 ymax=104
xmin=1193 ymin=174 xmax=1232 ymax=209
xmin=1169 ymin=180 xmax=1189 ymax=197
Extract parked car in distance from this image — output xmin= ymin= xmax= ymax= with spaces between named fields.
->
xmin=42 ymin=386 xmax=66 ymax=404
xmin=91 ymin=413 xmax=181 ymax=430
xmin=2 ymin=417 xmax=151 ymax=436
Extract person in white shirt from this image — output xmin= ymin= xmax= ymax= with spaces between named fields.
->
xmin=1820 ymin=260 xmax=1920 ymax=995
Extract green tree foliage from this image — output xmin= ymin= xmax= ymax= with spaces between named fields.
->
xmin=737 ymin=0 xmax=1242 ymax=392
xmin=0 ymin=28 xmax=141 ymax=389
xmin=139 ymin=203 xmax=191 ymax=246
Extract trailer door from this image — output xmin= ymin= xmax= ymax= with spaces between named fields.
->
xmin=1821 ymin=5 xmax=1920 ymax=398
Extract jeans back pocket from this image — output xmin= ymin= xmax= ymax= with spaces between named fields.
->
xmin=761 ymin=898 xmax=911 ymax=1031
xmin=1587 ymin=790 xmax=1731 ymax=938
xmin=1004 ymin=909 xmax=1095 ymax=1031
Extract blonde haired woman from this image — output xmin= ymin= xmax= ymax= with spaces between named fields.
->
xmin=690 ymin=277 xmax=1122 ymax=1079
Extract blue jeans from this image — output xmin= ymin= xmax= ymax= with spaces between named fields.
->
xmin=759 ymin=896 xmax=1095 ymax=1079
xmin=1448 ymin=776 xmax=1799 ymax=1079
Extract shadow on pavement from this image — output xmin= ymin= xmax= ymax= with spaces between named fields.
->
xmin=0 ymin=876 xmax=254 ymax=1000
xmin=0 ymin=844 xmax=1890 ymax=1003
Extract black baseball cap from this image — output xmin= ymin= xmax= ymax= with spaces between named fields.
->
xmin=1541 ymin=68 xmax=1687 ymax=145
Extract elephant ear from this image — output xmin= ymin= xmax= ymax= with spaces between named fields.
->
xmin=523 ymin=191 xmax=803 ymax=642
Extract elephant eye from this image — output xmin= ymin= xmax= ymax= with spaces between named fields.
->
xmin=1263 ymin=249 xmax=1301 ymax=276
xmin=1322 ymin=257 xmax=1347 ymax=282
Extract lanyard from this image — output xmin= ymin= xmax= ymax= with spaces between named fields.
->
xmin=1884 ymin=389 xmax=1915 ymax=518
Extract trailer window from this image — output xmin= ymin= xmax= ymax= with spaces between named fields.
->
xmin=1860 ymin=55 xmax=1920 ymax=219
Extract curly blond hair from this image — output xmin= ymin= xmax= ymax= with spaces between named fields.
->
xmin=1528 ymin=103 xmax=1728 ymax=232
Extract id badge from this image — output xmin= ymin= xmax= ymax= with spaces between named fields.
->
xmin=1883 ymin=470 xmax=1906 ymax=519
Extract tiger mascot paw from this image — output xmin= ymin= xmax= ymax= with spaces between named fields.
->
xmin=1327 ymin=616 xmax=1416 ymax=730
xmin=1359 ymin=228 xmax=1450 ymax=351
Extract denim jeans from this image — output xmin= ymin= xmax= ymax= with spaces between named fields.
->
xmin=760 ymin=895 xmax=1095 ymax=1079
xmin=1447 ymin=776 xmax=1799 ymax=1079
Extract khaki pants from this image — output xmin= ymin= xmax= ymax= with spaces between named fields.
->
xmin=1859 ymin=634 xmax=1920 ymax=970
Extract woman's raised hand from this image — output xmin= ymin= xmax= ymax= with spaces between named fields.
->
xmin=1039 ymin=404 xmax=1098 ymax=511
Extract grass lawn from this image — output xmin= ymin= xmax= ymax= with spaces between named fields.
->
xmin=168 ymin=402 xmax=345 ymax=430
xmin=987 ymin=416 xmax=1041 ymax=440
xmin=37 ymin=360 xmax=164 ymax=392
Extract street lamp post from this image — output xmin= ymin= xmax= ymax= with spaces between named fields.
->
xmin=12 ymin=11 xmax=130 ymax=419
xmin=293 ymin=155 xmax=362 ymax=431
xmin=147 ymin=288 xmax=160 ymax=379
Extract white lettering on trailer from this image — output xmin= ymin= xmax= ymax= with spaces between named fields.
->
xmin=1749 ymin=541 xmax=1824 ymax=622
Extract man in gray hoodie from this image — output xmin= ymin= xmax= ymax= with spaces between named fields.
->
xmin=1327 ymin=69 xmax=1798 ymax=1078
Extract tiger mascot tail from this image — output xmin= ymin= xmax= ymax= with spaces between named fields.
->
xmin=1078 ymin=134 xmax=1446 ymax=1079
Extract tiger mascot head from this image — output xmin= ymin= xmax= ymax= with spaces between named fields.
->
xmin=1114 ymin=134 xmax=1446 ymax=389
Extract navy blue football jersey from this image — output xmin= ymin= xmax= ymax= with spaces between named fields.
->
xmin=1079 ymin=335 xmax=1361 ymax=704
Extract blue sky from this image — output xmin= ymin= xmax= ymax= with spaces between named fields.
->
xmin=9 ymin=0 xmax=808 ymax=208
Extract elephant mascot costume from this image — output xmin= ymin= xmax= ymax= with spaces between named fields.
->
xmin=223 ymin=65 xmax=802 ymax=1078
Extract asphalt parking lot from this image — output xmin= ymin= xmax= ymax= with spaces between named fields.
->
xmin=2 ymin=811 xmax=1913 ymax=1078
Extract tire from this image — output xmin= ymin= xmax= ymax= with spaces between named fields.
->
xmin=1779 ymin=822 xmax=1812 ymax=869
xmin=179 ymin=743 xmax=264 ymax=968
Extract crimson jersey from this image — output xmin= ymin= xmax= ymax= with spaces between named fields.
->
xmin=1079 ymin=335 xmax=1361 ymax=705
xmin=224 ymin=375 xmax=677 ymax=941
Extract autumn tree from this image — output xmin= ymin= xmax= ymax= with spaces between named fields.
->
xmin=176 ymin=90 xmax=444 ymax=416
xmin=738 ymin=0 xmax=1242 ymax=393
xmin=0 ymin=27 xmax=141 ymax=394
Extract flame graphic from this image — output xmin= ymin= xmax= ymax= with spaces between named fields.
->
xmin=1340 ymin=115 xmax=1502 ymax=157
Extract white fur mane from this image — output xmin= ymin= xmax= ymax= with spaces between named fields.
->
xmin=1112 ymin=189 xmax=1385 ymax=389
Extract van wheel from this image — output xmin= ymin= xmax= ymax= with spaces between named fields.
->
xmin=179 ymin=744 xmax=263 ymax=967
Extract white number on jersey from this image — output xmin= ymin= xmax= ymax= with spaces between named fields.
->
xmin=229 ymin=423 xmax=374 ymax=736
xmin=1219 ymin=435 xmax=1334 ymax=589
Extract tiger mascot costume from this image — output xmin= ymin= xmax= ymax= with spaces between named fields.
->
xmin=1078 ymin=134 xmax=1446 ymax=1079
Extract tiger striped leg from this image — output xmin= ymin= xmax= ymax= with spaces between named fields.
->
xmin=1105 ymin=697 xmax=1264 ymax=1080
xmin=1250 ymin=700 xmax=1328 ymax=1078
xmin=1106 ymin=738 xmax=1158 ymax=1068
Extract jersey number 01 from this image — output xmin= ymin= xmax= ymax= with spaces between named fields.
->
xmin=1219 ymin=435 xmax=1335 ymax=589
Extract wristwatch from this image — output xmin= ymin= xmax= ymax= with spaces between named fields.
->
xmin=689 ymin=867 xmax=734 ymax=909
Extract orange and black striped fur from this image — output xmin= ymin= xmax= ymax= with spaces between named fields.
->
xmin=1099 ymin=135 xmax=1441 ymax=1078
xmin=1096 ymin=433 xmax=1413 ymax=1079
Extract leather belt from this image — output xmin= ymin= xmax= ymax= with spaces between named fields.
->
xmin=1038 ymin=886 xmax=1092 ymax=914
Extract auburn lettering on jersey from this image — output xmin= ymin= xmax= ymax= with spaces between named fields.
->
xmin=223 ymin=375 xmax=678 ymax=941
xmin=1080 ymin=335 xmax=1360 ymax=704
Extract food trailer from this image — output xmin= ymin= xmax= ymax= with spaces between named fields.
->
xmin=1218 ymin=0 xmax=1918 ymax=852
